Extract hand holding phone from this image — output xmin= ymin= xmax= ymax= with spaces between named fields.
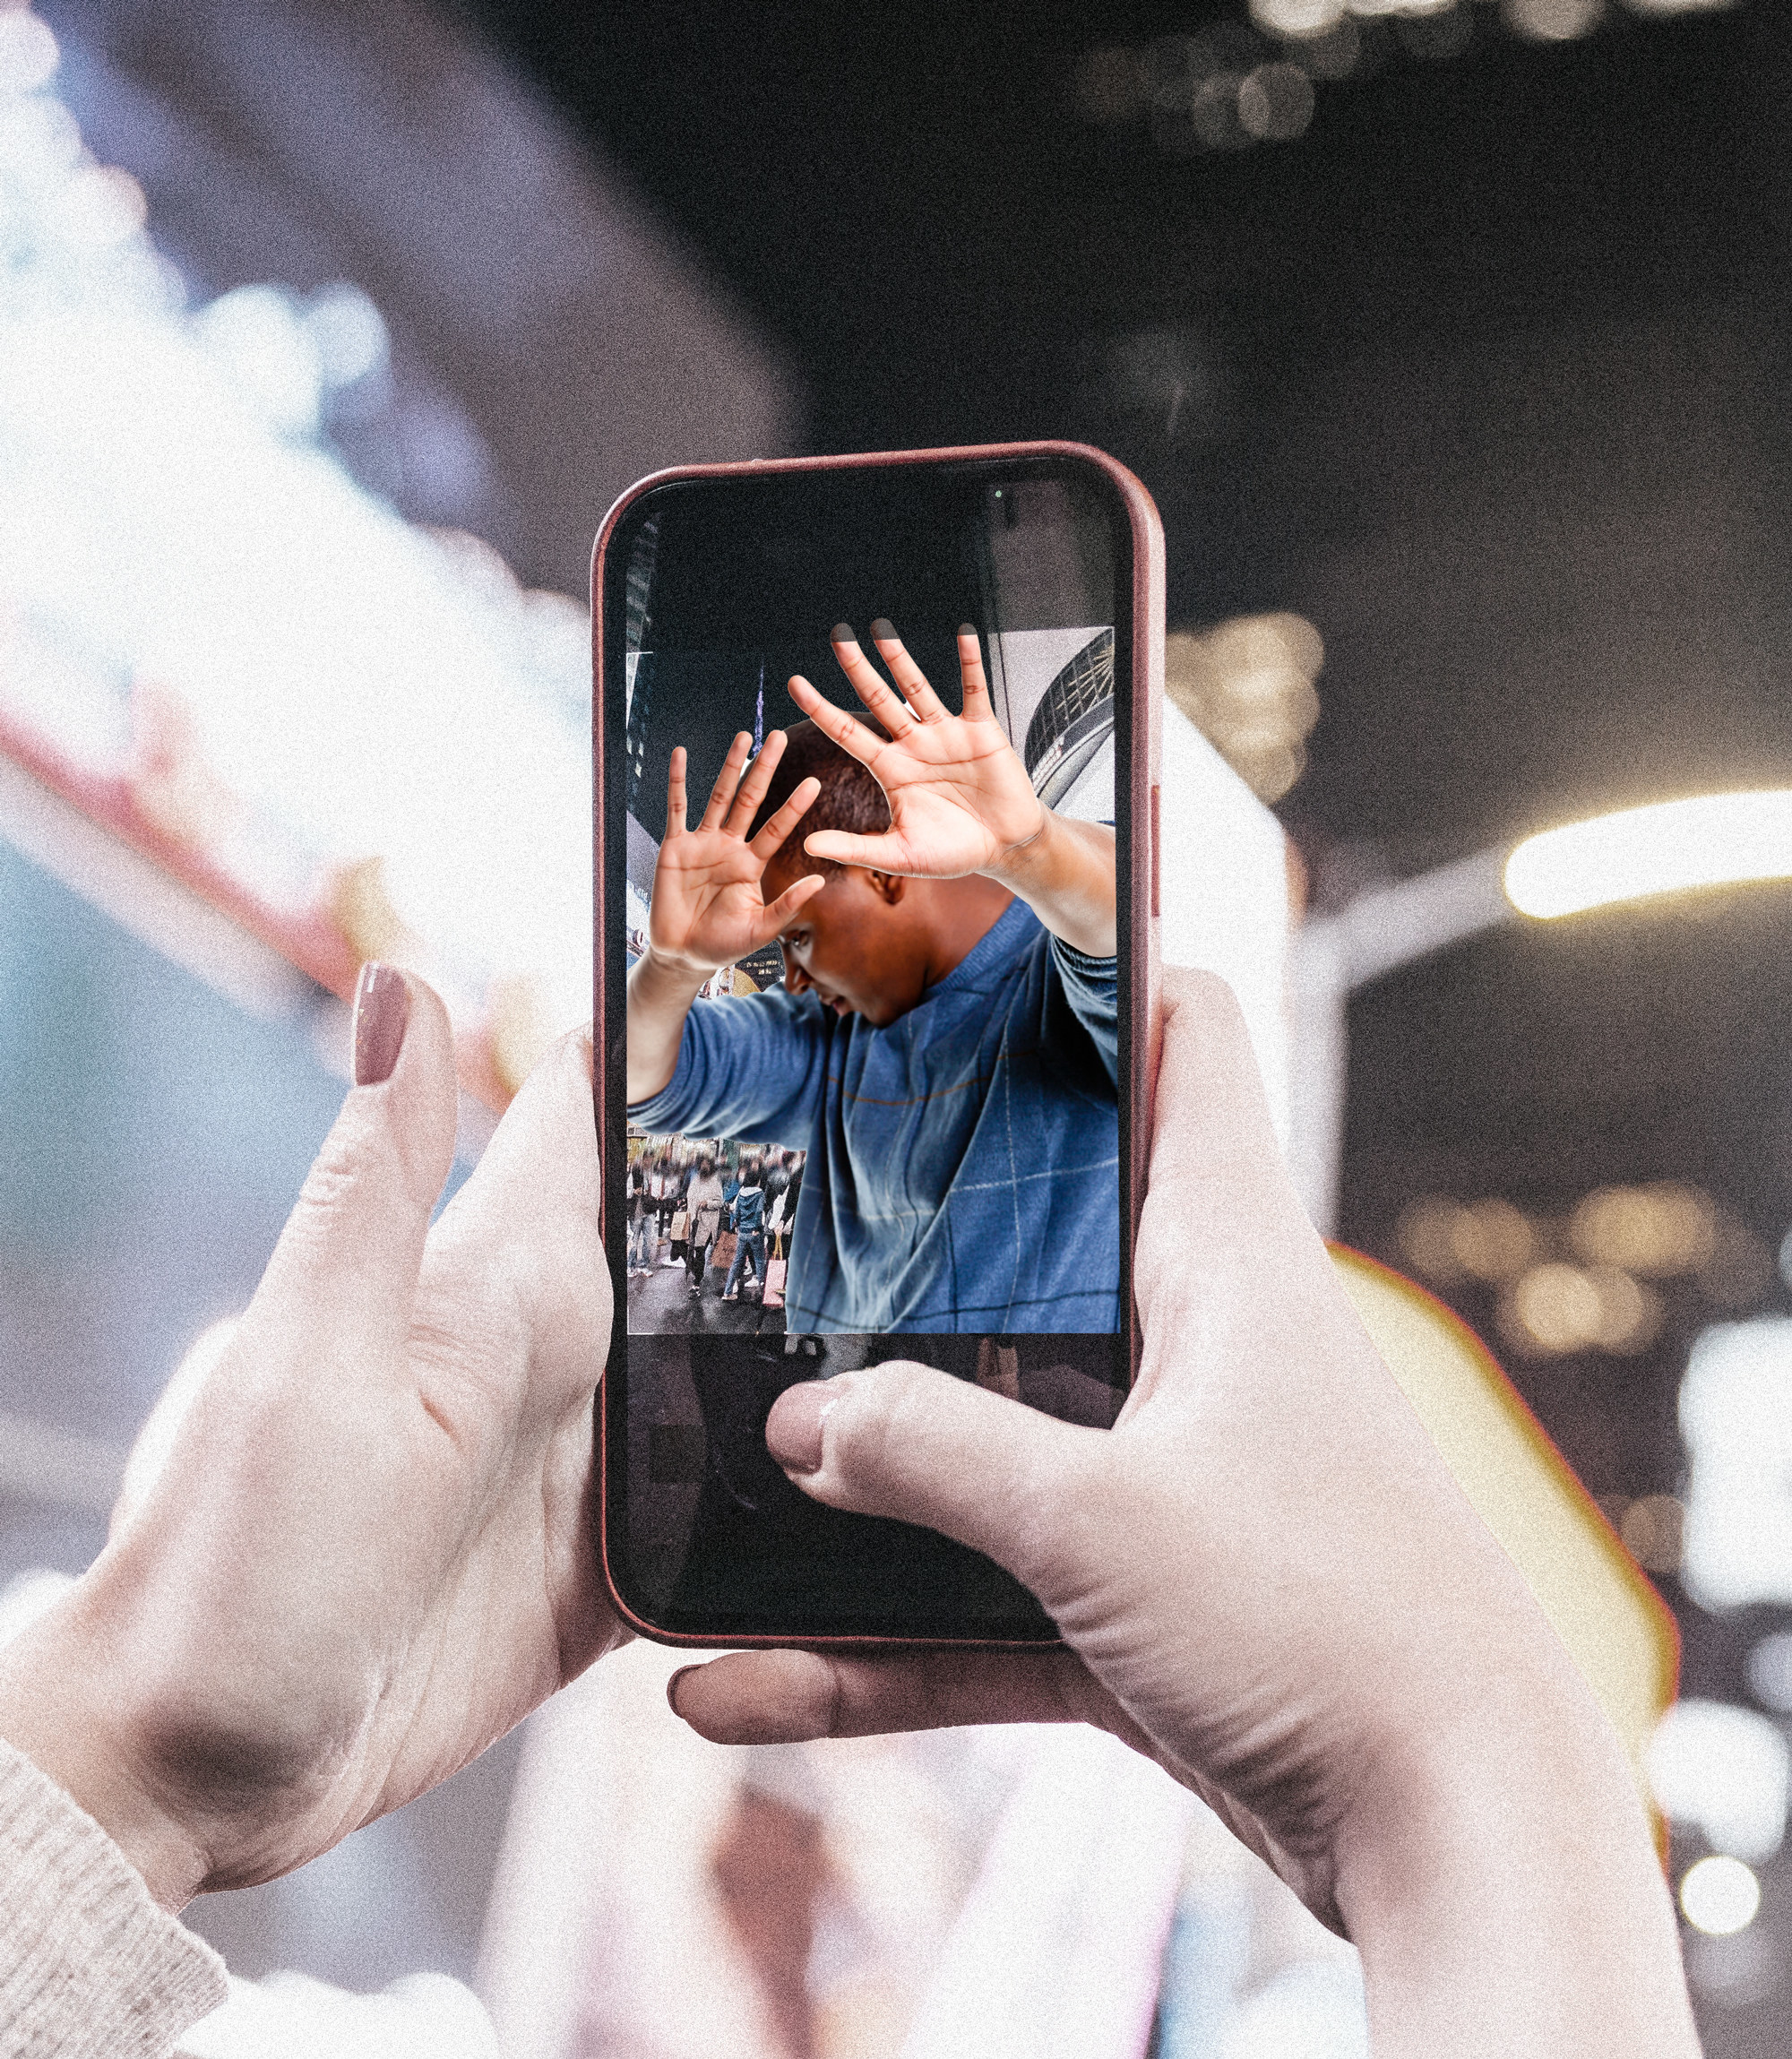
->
xmin=668 ymin=969 xmax=1701 ymax=2059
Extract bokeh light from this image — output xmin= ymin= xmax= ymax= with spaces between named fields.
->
xmin=1570 ymin=1184 xmax=1715 ymax=1276
xmin=1502 ymin=0 xmax=1605 ymax=39
xmin=1681 ymin=1856 xmax=1762 ymax=1937
xmin=1620 ymin=1494 xmax=1684 ymax=1573
xmin=1745 ymin=1631 xmax=1792 ymax=1715
xmin=1504 ymin=790 xmax=1792 ymax=919
xmin=1652 ymin=1703 xmax=1788 ymax=1865
xmin=1165 ymin=613 xmax=1323 ymax=803
xmin=1238 ymin=62 xmax=1316 ymax=142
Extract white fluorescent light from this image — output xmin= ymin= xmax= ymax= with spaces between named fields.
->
xmin=1504 ymin=791 xmax=1792 ymax=919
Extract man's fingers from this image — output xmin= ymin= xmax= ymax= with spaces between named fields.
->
xmin=866 ymin=619 xmax=948 ymax=722
xmin=697 ymin=733 xmax=753 ymax=833
xmin=829 ymin=631 xmax=918 ymax=737
xmin=787 ymin=675 xmax=889 ymax=764
xmin=670 ymin=1644 xmax=1109 ymax=1745
xmin=957 ymin=625 xmax=994 ymax=714
xmin=665 ymin=747 xmax=689 ymax=837
xmin=762 ymin=1363 xmax=1102 ymax=1607
xmin=722 ymin=729 xmax=788 ymax=839
xmin=800 ymin=828 xmax=911 ymax=873
xmin=747 ymin=775 xmax=821 ymax=864
xmin=241 ymin=970 xmax=458 ymax=1377
xmin=760 ymin=872 xmax=828 ymax=927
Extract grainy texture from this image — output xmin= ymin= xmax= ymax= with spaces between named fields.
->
xmin=0 ymin=1740 xmax=226 ymax=2059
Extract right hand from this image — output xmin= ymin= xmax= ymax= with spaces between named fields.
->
xmin=671 ymin=969 xmax=1696 ymax=2056
xmin=646 ymin=730 xmax=824 ymax=976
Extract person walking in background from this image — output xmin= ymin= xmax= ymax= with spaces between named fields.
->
xmin=648 ymin=1149 xmax=680 ymax=1239
xmin=626 ymin=1159 xmax=653 ymax=1274
xmin=722 ymin=1160 xmax=767 ymax=1302
xmin=684 ymin=1154 xmax=727 ymax=1298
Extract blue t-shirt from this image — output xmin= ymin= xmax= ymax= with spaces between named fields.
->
xmin=629 ymin=900 xmax=1119 ymax=1332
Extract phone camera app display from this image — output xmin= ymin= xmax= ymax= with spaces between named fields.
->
xmin=603 ymin=459 xmax=1140 ymax=1635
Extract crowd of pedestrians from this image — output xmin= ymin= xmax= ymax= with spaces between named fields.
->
xmin=627 ymin=1139 xmax=804 ymax=1307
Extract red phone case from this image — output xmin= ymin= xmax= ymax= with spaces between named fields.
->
xmin=590 ymin=441 xmax=1163 ymax=1647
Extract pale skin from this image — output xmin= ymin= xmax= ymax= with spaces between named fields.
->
xmin=672 ymin=971 xmax=1702 ymax=2059
xmin=626 ymin=623 xmax=1116 ymax=1105
xmin=0 ymin=979 xmax=625 ymax=1909
xmin=0 ymin=963 xmax=1698 ymax=2055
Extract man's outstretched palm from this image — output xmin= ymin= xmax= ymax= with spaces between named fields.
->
xmin=788 ymin=625 xmax=1047 ymax=880
xmin=648 ymin=731 xmax=823 ymax=973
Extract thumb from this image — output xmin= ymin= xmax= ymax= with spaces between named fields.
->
xmin=764 ymin=1364 xmax=1104 ymax=1608
xmin=241 ymin=965 xmax=458 ymax=1374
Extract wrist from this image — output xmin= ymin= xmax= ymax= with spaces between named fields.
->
xmin=1332 ymin=1668 xmax=1695 ymax=2057
xmin=639 ymin=942 xmax=714 ymax=983
xmin=0 ymin=1611 xmax=211 ymax=1914
xmin=978 ymin=800 xmax=1054 ymax=892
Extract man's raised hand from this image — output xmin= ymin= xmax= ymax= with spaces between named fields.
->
xmin=787 ymin=624 xmax=1048 ymax=881
xmin=647 ymin=730 xmax=824 ymax=975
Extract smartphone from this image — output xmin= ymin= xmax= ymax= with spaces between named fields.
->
xmin=594 ymin=443 xmax=1162 ymax=1644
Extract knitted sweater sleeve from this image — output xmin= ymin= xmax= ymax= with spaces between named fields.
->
xmin=0 ymin=1739 xmax=227 ymax=2059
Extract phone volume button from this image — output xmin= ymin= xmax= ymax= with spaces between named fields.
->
xmin=1150 ymin=785 xmax=1161 ymax=918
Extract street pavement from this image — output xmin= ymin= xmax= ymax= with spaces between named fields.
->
xmin=625 ymin=1232 xmax=784 ymax=1338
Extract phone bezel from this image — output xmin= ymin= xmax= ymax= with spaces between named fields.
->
xmin=591 ymin=441 xmax=1164 ymax=1648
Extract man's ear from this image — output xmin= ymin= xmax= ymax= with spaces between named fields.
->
xmin=865 ymin=869 xmax=908 ymax=906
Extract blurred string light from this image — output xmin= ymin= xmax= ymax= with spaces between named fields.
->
xmin=1165 ymin=614 xmax=1322 ymax=804
xmin=1072 ymin=0 xmax=1746 ymax=156
xmin=1504 ymin=790 xmax=1792 ymax=918
xmin=1395 ymin=1182 xmax=1771 ymax=1365
xmin=0 ymin=8 xmax=594 ymax=1098
xmin=1680 ymin=1855 xmax=1762 ymax=1939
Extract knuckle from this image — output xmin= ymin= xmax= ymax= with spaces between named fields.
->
xmin=835 ymin=1361 xmax=937 ymax=1477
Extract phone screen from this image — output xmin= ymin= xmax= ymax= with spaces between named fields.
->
xmin=599 ymin=453 xmax=1142 ymax=1640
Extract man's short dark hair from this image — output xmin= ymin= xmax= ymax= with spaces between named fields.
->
xmin=747 ymin=719 xmax=889 ymax=879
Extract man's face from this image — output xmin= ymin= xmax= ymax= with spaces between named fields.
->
xmin=761 ymin=858 xmax=926 ymax=1029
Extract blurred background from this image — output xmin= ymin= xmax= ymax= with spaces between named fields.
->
xmin=4 ymin=0 xmax=1792 ymax=2052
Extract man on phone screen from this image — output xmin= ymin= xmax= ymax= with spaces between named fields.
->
xmin=625 ymin=623 xmax=1118 ymax=1335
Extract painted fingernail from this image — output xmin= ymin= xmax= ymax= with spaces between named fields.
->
xmin=869 ymin=617 xmax=897 ymax=642
xmin=831 ymin=622 xmax=856 ymax=645
xmin=666 ymin=1665 xmax=697 ymax=1714
xmin=958 ymin=623 xmax=978 ymax=638
xmin=352 ymin=962 xmax=409 ymax=1086
xmin=765 ymin=1377 xmax=844 ymax=1474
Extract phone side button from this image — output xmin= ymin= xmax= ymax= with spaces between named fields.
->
xmin=1150 ymin=785 xmax=1161 ymax=918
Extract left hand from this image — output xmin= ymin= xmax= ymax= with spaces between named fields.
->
xmin=0 ymin=969 xmax=621 ymax=1910
xmin=787 ymin=624 xmax=1047 ymax=879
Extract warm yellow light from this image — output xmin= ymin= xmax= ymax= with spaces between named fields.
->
xmin=1504 ymin=791 xmax=1792 ymax=919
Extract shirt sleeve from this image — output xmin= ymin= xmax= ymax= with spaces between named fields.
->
xmin=0 ymin=1739 xmax=228 ymax=2059
xmin=1047 ymin=937 xmax=1119 ymax=1087
xmin=629 ymin=988 xmax=831 ymax=1147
